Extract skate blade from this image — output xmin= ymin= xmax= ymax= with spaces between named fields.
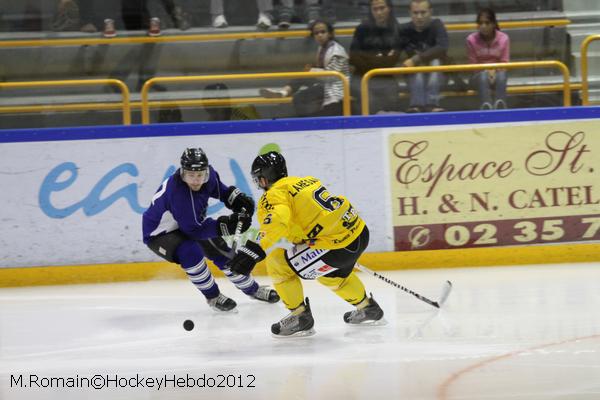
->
xmin=210 ymin=307 xmax=239 ymax=314
xmin=271 ymin=328 xmax=316 ymax=339
xmin=347 ymin=317 xmax=388 ymax=327
xmin=248 ymin=296 xmax=280 ymax=304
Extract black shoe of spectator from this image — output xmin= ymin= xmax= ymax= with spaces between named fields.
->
xmin=173 ymin=7 xmax=191 ymax=30
xmin=278 ymin=19 xmax=291 ymax=29
xmin=494 ymin=99 xmax=507 ymax=109
xmin=278 ymin=6 xmax=292 ymax=29
xmin=450 ymin=74 xmax=469 ymax=92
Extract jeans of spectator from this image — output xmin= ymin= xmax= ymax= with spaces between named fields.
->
xmin=79 ymin=0 xmax=121 ymax=30
xmin=212 ymin=0 xmax=273 ymax=15
xmin=278 ymin=0 xmax=320 ymax=22
xmin=406 ymin=59 xmax=445 ymax=108
xmin=470 ymin=70 xmax=508 ymax=108
xmin=351 ymin=75 xmax=398 ymax=115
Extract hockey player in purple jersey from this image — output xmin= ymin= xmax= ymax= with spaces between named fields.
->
xmin=142 ymin=147 xmax=280 ymax=312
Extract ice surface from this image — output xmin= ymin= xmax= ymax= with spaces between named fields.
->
xmin=1 ymin=263 xmax=599 ymax=399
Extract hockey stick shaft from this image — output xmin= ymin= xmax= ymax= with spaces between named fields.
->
xmin=356 ymin=264 xmax=445 ymax=309
xmin=224 ymin=208 xmax=247 ymax=275
xmin=231 ymin=207 xmax=246 ymax=253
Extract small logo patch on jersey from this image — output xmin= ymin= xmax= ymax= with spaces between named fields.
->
xmin=317 ymin=265 xmax=333 ymax=273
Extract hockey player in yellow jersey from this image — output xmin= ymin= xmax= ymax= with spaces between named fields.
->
xmin=227 ymin=151 xmax=384 ymax=337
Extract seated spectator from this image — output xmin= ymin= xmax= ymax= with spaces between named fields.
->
xmin=260 ymin=20 xmax=350 ymax=117
xmin=52 ymin=0 xmax=80 ymax=31
xmin=398 ymin=0 xmax=449 ymax=113
xmin=466 ymin=8 xmax=510 ymax=110
xmin=52 ymin=0 xmax=118 ymax=34
xmin=349 ymin=0 xmax=402 ymax=114
xmin=211 ymin=0 xmax=273 ymax=29
xmin=203 ymin=83 xmax=261 ymax=121
xmin=122 ymin=0 xmax=191 ymax=36
xmin=61 ymin=0 xmax=190 ymax=37
xmin=277 ymin=0 xmax=321 ymax=29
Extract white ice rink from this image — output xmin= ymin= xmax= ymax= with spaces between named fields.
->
xmin=1 ymin=263 xmax=600 ymax=400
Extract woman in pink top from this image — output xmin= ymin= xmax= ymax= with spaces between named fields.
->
xmin=466 ymin=8 xmax=510 ymax=109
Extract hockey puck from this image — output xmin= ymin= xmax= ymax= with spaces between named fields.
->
xmin=183 ymin=319 xmax=194 ymax=331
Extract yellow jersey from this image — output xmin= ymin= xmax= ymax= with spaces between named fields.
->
xmin=256 ymin=176 xmax=365 ymax=250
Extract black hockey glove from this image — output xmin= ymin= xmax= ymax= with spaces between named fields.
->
xmin=227 ymin=241 xmax=266 ymax=276
xmin=216 ymin=212 xmax=251 ymax=237
xmin=225 ymin=187 xmax=255 ymax=216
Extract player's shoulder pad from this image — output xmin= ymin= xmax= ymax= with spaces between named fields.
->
xmin=259 ymin=187 xmax=290 ymax=211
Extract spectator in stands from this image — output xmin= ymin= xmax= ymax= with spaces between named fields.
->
xmin=52 ymin=0 xmax=80 ymax=31
xmin=466 ymin=8 xmax=510 ymax=110
xmin=276 ymin=0 xmax=321 ymax=29
xmin=211 ymin=0 xmax=273 ymax=29
xmin=260 ymin=19 xmax=350 ymax=117
xmin=122 ymin=0 xmax=191 ymax=35
xmin=203 ymin=83 xmax=261 ymax=121
xmin=78 ymin=0 xmax=121 ymax=35
xmin=349 ymin=0 xmax=402 ymax=114
xmin=398 ymin=0 xmax=449 ymax=113
xmin=55 ymin=0 xmax=191 ymax=36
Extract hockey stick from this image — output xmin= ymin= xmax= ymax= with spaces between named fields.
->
xmin=356 ymin=264 xmax=452 ymax=309
xmin=223 ymin=208 xmax=247 ymax=276
xmin=231 ymin=207 xmax=246 ymax=253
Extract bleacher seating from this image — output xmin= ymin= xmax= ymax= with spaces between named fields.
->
xmin=0 ymin=0 xmax=585 ymax=128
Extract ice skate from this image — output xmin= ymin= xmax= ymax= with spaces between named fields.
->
xmin=207 ymin=293 xmax=237 ymax=312
xmin=249 ymin=285 xmax=280 ymax=303
xmin=271 ymin=298 xmax=315 ymax=338
xmin=343 ymin=294 xmax=386 ymax=325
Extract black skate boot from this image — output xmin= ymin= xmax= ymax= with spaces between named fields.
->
xmin=271 ymin=298 xmax=315 ymax=337
xmin=207 ymin=293 xmax=237 ymax=312
xmin=250 ymin=285 xmax=280 ymax=303
xmin=343 ymin=293 xmax=385 ymax=325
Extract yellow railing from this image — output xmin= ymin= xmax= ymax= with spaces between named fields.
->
xmin=0 ymin=19 xmax=570 ymax=48
xmin=361 ymin=61 xmax=571 ymax=115
xmin=580 ymin=34 xmax=600 ymax=106
xmin=0 ymin=82 xmax=582 ymax=117
xmin=140 ymin=71 xmax=350 ymax=124
xmin=0 ymin=79 xmax=131 ymax=125
xmin=0 ymin=97 xmax=292 ymax=115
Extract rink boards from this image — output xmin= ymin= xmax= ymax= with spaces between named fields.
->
xmin=1 ymin=107 xmax=599 ymax=286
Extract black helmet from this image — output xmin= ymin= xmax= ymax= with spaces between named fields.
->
xmin=181 ymin=148 xmax=208 ymax=171
xmin=251 ymin=151 xmax=287 ymax=186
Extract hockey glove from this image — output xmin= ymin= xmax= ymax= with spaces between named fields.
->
xmin=217 ymin=212 xmax=251 ymax=237
xmin=225 ymin=187 xmax=255 ymax=216
xmin=227 ymin=241 xmax=266 ymax=276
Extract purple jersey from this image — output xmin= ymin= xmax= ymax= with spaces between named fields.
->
xmin=142 ymin=166 xmax=232 ymax=244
